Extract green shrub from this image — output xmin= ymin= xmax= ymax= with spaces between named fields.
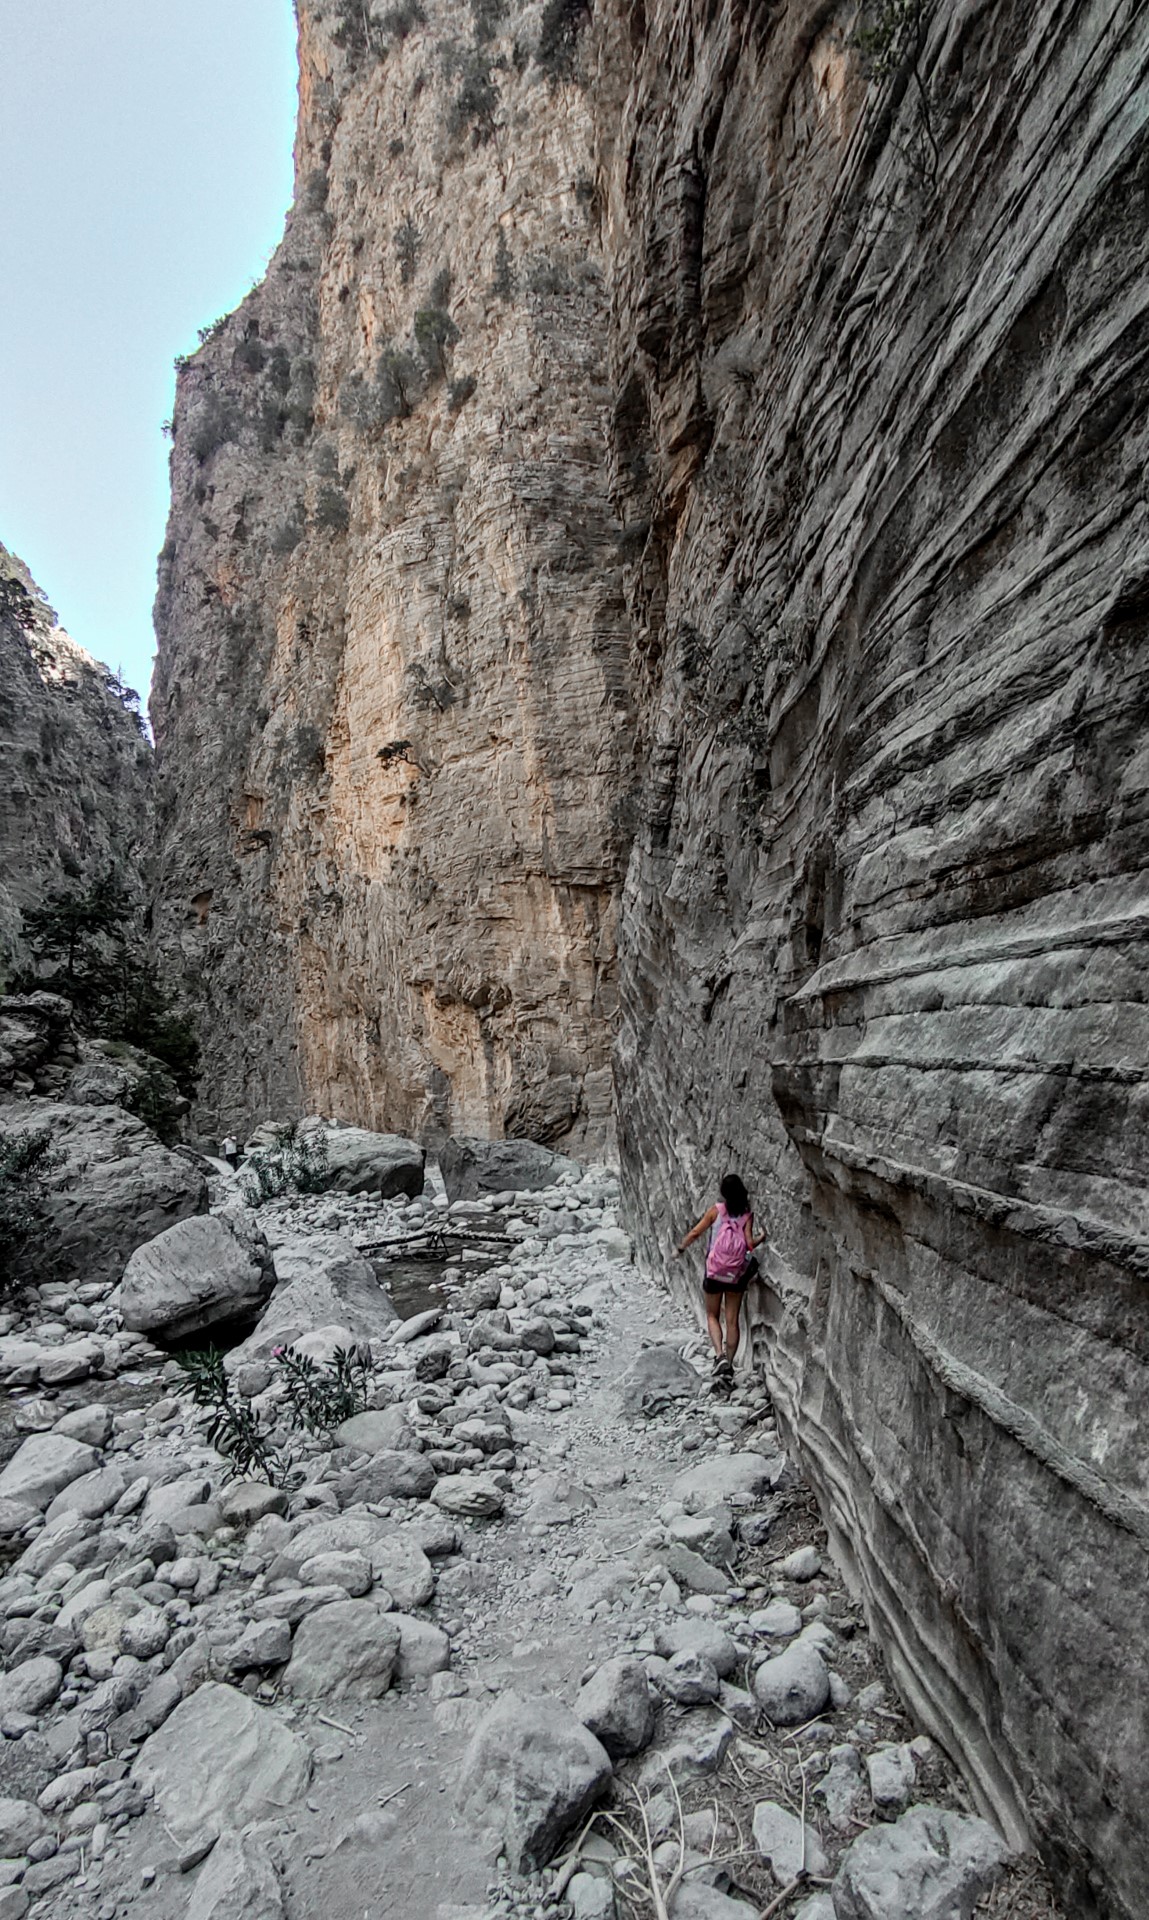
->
xmin=124 ymin=1062 xmax=184 ymax=1146
xmin=378 ymin=1 xmax=425 ymax=40
xmin=303 ymin=167 xmax=329 ymax=213
xmin=414 ymin=306 xmax=460 ymax=375
xmin=173 ymin=1349 xmax=288 ymax=1484
xmin=241 ymin=1124 xmax=333 ymax=1204
xmin=537 ymin=0 xmax=589 ymax=79
xmin=275 ymin=1345 xmax=372 ymax=1436
xmin=447 ymin=375 xmax=477 ymax=411
xmin=315 ymin=485 xmax=351 ymax=532
xmin=525 ymin=255 xmax=570 ymax=296
xmin=173 ymin=1342 xmax=377 ymax=1482
xmin=0 ymin=1130 xmax=58 ymax=1296
xmin=190 ymin=396 xmax=237 ymax=464
xmin=490 ymin=230 xmax=515 ymax=300
xmin=15 ymin=874 xmax=200 ymax=1095
xmin=394 ymin=217 xmax=421 ymax=285
xmin=270 ymin=510 xmax=306 ymax=554
xmin=443 ymin=43 xmax=499 ymax=141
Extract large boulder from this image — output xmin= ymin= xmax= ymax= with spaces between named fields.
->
xmin=618 ymin=1345 xmax=699 ymax=1416
xmin=334 ymin=1407 xmax=412 ymax=1452
xmin=272 ymin=1515 xmax=433 ymax=1606
xmin=575 ymin=1657 xmax=657 ymax=1759
xmin=0 ymin=1098 xmax=207 ymax=1285
xmin=440 ymin=1137 xmax=579 ymax=1202
xmin=832 ymin=1804 xmax=1011 ymax=1920
xmin=0 ymin=1433 xmax=100 ymax=1513
xmin=322 ymin=1126 xmax=425 ymax=1198
xmin=335 ymin=1450 xmax=437 ymax=1504
xmin=119 ymin=1213 xmax=273 ymax=1339
xmin=185 ymin=1830 xmax=283 ymax=1920
xmin=227 ymin=1232 xmax=398 ymax=1368
xmin=671 ymin=1452 xmax=781 ymax=1507
xmin=457 ymin=1693 xmax=613 ymax=1870
xmin=753 ymin=1640 xmax=831 ymax=1725
xmin=281 ymin=1600 xmax=401 ymax=1700
xmin=132 ymin=1682 xmax=311 ymax=1852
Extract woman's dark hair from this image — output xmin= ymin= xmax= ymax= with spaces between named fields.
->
xmin=720 ymin=1173 xmax=750 ymax=1216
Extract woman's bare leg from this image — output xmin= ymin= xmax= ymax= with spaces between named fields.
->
xmin=704 ymin=1294 xmax=725 ymax=1359
xmin=722 ymin=1289 xmax=743 ymax=1363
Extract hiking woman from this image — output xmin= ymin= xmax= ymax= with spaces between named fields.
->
xmin=676 ymin=1173 xmax=764 ymax=1374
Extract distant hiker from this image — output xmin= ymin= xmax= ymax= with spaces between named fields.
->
xmin=220 ymin=1134 xmax=240 ymax=1170
xmin=676 ymin=1173 xmax=764 ymax=1377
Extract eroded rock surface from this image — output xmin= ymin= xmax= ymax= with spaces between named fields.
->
xmin=0 ymin=543 xmax=152 ymax=985
xmin=0 ymin=1099 xmax=207 ymax=1285
xmin=606 ymin=6 xmax=1149 ymax=1915
xmin=150 ymin=0 xmax=629 ymax=1156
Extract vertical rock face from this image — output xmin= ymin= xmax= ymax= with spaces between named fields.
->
xmin=152 ymin=2 xmax=1149 ymax=1910
xmin=0 ymin=544 xmax=152 ymax=970
xmin=605 ymin=3 xmax=1149 ymax=1916
xmin=152 ymin=0 xmax=630 ymax=1150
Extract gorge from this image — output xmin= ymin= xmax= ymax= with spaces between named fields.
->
xmin=2 ymin=2 xmax=1147 ymax=1917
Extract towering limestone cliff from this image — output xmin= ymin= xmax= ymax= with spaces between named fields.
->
xmin=0 ymin=543 xmax=153 ymax=970
xmin=606 ymin=2 xmax=1149 ymax=1916
xmin=152 ymin=2 xmax=1149 ymax=1912
xmin=152 ymin=0 xmax=630 ymax=1153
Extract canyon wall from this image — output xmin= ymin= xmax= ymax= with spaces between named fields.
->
xmin=0 ymin=543 xmax=153 ymax=970
xmin=151 ymin=0 xmax=631 ymax=1150
xmin=605 ymin=2 xmax=1149 ymax=1915
xmin=151 ymin=1 xmax=1149 ymax=1910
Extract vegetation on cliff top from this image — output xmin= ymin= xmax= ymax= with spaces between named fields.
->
xmin=13 ymin=872 xmax=200 ymax=1108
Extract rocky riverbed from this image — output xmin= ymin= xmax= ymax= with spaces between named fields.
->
xmin=0 ymin=1143 xmax=1063 ymax=1920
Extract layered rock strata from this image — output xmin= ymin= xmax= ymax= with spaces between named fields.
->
xmin=0 ymin=544 xmax=152 ymax=972
xmin=150 ymin=2 xmax=1149 ymax=1911
xmin=151 ymin=0 xmax=631 ymax=1151
xmin=607 ymin=4 xmax=1149 ymax=1917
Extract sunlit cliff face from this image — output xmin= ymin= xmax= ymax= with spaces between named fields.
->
xmin=152 ymin=0 xmax=631 ymax=1153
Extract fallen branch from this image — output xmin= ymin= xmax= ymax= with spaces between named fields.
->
xmin=377 ymin=1781 xmax=411 ymax=1809
xmin=759 ymin=1874 xmax=806 ymax=1919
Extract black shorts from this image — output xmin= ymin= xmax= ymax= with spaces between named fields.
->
xmin=703 ymin=1256 xmax=758 ymax=1297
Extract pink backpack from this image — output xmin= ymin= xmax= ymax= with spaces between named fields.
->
xmin=706 ymin=1203 xmax=749 ymax=1278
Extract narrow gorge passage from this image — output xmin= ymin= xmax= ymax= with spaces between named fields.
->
xmin=1 ymin=0 xmax=1146 ymax=1916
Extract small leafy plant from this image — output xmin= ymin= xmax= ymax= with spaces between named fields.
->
xmin=173 ymin=1348 xmax=288 ymax=1484
xmin=173 ymin=1342 xmax=378 ymax=1479
xmin=274 ymin=1343 xmax=373 ymax=1436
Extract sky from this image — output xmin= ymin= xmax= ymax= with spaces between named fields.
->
xmin=0 ymin=0 xmax=299 ymax=703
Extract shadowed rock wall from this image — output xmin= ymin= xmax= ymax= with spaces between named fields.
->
xmin=604 ymin=2 xmax=1149 ymax=1915
xmin=152 ymin=0 xmax=631 ymax=1150
xmin=0 ymin=544 xmax=153 ymax=972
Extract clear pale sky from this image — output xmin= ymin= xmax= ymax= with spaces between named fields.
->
xmin=0 ymin=1 xmax=299 ymax=701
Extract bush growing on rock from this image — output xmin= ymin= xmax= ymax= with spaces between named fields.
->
xmin=241 ymin=1123 xmax=334 ymax=1202
xmin=276 ymin=1342 xmax=373 ymax=1435
xmin=0 ymin=1128 xmax=58 ymax=1293
xmin=14 ymin=871 xmax=199 ymax=1097
xmin=174 ymin=1339 xmax=377 ymax=1479
xmin=123 ymin=1059 xmax=185 ymax=1145
xmin=174 ymin=1348 xmax=288 ymax=1484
